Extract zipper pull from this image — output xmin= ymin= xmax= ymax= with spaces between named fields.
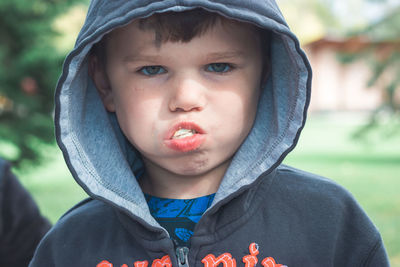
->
xmin=176 ymin=246 xmax=189 ymax=267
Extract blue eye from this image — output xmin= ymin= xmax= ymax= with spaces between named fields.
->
xmin=139 ymin=66 xmax=166 ymax=76
xmin=206 ymin=63 xmax=231 ymax=73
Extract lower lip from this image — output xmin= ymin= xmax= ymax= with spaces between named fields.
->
xmin=164 ymin=134 xmax=206 ymax=152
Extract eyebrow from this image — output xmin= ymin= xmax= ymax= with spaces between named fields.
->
xmin=123 ymin=50 xmax=246 ymax=64
xmin=123 ymin=55 xmax=162 ymax=63
xmin=205 ymin=51 xmax=246 ymax=61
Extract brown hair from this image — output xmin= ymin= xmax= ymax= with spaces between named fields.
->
xmin=138 ymin=8 xmax=220 ymax=46
xmin=91 ymin=8 xmax=270 ymax=75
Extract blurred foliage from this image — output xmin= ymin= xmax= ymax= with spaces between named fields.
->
xmin=339 ymin=4 xmax=400 ymax=139
xmin=0 ymin=0 xmax=85 ymax=166
xmin=279 ymin=0 xmax=338 ymax=43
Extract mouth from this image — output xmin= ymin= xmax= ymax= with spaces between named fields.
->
xmin=167 ymin=122 xmax=205 ymax=140
xmin=172 ymin=128 xmax=198 ymax=139
xmin=164 ymin=122 xmax=206 ymax=152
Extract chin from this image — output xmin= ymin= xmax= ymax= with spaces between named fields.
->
xmin=172 ymin=157 xmax=210 ymax=176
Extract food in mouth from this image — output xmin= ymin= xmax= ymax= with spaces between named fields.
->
xmin=172 ymin=128 xmax=197 ymax=139
xmin=164 ymin=124 xmax=205 ymax=152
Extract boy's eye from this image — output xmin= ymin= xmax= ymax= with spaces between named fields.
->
xmin=206 ymin=63 xmax=232 ymax=73
xmin=138 ymin=66 xmax=166 ymax=76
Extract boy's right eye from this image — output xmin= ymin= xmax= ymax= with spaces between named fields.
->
xmin=138 ymin=66 xmax=166 ymax=76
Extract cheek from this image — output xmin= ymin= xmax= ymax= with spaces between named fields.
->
xmin=213 ymin=77 xmax=260 ymax=121
xmin=211 ymin=86 xmax=259 ymax=138
xmin=113 ymin=88 xmax=162 ymax=142
xmin=116 ymin=103 xmax=160 ymax=153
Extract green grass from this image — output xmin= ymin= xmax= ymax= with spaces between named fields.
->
xmin=13 ymin=112 xmax=400 ymax=266
xmin=15 ymin=149 xmax=88 ymax=223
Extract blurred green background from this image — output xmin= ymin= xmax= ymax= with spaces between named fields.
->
xmin=1 ymin=0 xmax=399 ymax=265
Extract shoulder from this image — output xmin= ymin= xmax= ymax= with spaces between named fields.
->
xmin=51 ymin=198 xmax=118 ymax=236
xmin=262 ymin=165 xmax=389 ymax=266
xmin=0 ymin=158 xmax=51 ymax=266
xmin=0 ymin=157 xmax=8 ymax=171
xmin=273 ymin=164 xmax=357 ymax=205
xmin=0 ymin=157 xmax=11 ymax=187
xmin=37 ymin=198 xmax=118 ymax=246
xmin=270 ymin=164 xmax=370 ymax=222
xmin=30 ymin=198 xmax=120 ymax=265
xmin=0 ymin=157 xmax=50 ymax=224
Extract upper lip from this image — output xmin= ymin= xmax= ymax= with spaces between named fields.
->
xmin=165 ymin=121 xmax=205 ymax=140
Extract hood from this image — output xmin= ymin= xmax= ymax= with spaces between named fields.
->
xmin=55 ymin=0 xmax=311 ymax=228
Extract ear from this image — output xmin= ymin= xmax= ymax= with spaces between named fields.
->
xmin=88 ymin=55 xmax=115 ymax=112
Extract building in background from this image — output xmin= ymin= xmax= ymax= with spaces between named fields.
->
xmin=304 ymin=36 xmax=399 ymax=113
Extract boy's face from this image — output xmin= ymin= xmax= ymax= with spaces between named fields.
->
xmin=91 ymin=17 xmax=263 ymax=189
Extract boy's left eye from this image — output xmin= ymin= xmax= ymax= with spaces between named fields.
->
xmin=138 ymin=66 xmax=166 ymax=76
xmin=205 ymin=63 xmax=232 ymax=73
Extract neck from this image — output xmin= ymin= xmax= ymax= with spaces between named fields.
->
xmin=139 ymin=159 xmax=230 ymax=199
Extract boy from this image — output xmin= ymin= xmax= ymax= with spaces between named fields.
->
xmin=30 ymin=1 xmax=389 ymax=266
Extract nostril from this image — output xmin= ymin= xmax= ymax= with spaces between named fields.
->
xmin=169 ymin=105 xmax=203 ymax=113
xmin=168 ymin=94 xmax=205 ymax=112
xmin=168 ymin=77 xmax=206 ymax=112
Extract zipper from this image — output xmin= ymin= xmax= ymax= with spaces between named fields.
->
xmin=175 ymin=246 xmax=189 ymax=267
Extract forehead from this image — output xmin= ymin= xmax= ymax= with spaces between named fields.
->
xmin=105 ymin=17 xmax=261 ymax=56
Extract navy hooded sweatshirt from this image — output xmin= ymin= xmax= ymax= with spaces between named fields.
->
xmin=30 ymin=0 xmax=389 ymax=266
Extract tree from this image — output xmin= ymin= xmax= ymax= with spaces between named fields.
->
xmin=338 ymin=4 xmax=400 ymax=139
xmin=0 ymin=0 xmax=84 ymax=165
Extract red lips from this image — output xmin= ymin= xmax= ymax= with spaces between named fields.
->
xmin=163 ymin=122 xmax=206 ymax=152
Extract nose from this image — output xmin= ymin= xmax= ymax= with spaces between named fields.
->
xmin=168 ymin=75 xmax=206 ymax=112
